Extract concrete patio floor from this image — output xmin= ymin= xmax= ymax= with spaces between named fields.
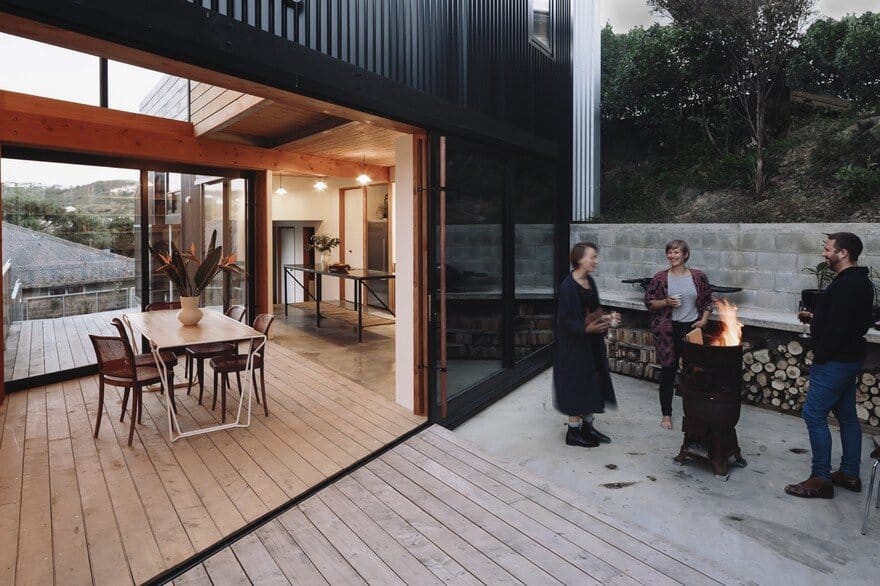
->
xmin=455 ymin=369 xmax=879 ymax=586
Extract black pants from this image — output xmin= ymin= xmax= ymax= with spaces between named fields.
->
xmin=659 ymin=320 xmax=694 ymax=417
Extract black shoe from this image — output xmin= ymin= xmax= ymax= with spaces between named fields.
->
xmin=582 ymin=422 xmax=611 ymax=444
xmin=565 ymin=426 xmax=599 ymax=447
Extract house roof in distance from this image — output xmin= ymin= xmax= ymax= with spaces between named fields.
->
xmin=2 ymin=221 xmax=134 ymax=288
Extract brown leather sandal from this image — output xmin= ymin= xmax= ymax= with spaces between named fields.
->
xmin=784 ymin=477 xmax=834 ymax=499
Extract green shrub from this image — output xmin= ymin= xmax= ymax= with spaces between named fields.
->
xmin=833 ymin=162 xmax=880 ymax=201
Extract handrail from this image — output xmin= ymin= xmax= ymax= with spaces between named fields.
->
xmin=2 ymin=259 xmax=11 ymax=276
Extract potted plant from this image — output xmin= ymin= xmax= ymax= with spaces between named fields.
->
xmin=308 ymin=234 xmax=341 ymax=270
xmin=150 ymin=230 xmax=244 ymax=326
xmin=801 ymin=261 xmax=835 ymax=311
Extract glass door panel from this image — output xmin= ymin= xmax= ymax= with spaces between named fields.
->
xmin=437 ymin=137 xmax=506 ymax=406
xmin=513 ymin=161 xmax=556 ymax=361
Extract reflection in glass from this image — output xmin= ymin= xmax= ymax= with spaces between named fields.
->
xmin=441 ymin=140 xmax=505 ymax=398
xmin=514 ymin=161 xmax=556 ymax=361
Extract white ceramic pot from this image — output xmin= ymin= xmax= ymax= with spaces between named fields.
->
xmin=177 ymin=296 xmax=203 ymax=326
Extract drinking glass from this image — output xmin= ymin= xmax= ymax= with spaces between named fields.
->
xmin=797 ymin=301 xmax=811 ymax=339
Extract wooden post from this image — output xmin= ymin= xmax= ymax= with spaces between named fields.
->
xmin=253 ymin=170 xmax=271 ymax=317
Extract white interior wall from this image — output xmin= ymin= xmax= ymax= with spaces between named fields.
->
xmin=394 ymin=135 xmax=416 ymax=410
xmin=268 ymin=175 xmax=354 ymax=303
xmin=342 ymin=187 xmax=365 ymax=301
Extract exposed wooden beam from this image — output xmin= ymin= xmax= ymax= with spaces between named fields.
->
xmin=193 ymin=93 xmax=273 ymax=137
xmin=266 ymin=117 xmax=357 ymax=149
xmin=0 ymin=90 xmax=390 ymax=181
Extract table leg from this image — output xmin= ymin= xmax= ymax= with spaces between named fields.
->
xmin=358 ymin=281 xmax=363 ymax=343
xmin=316 ymin=275 xmax=322 ymax=328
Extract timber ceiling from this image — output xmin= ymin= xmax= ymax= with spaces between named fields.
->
xmin=200 ymin=97 xmax=406 ymax=168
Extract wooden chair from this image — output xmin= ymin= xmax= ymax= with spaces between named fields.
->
xmin=210 ymin=313 xmax=275 ymax=422
xmin=110 ymin=318 xmax=178 ymax=414
xmin=185 ymin=305 xmax=247 ymax=404
xmin=89 ymin=334 xmax=162 ymax=446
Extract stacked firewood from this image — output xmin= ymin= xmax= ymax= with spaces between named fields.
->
xmin=741 ymin=340 xmax=880 ymax=427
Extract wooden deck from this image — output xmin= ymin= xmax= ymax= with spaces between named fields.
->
xmin=4 ymin=309 xmax=128 ymax=381
xmin=177 ymin=426 xmax=723 ymax=585
xmin=0 ymin=342 xmax=424 ymax=585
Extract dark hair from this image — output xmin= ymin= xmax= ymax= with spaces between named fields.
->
xmin=570 ymin=242 xmax=599 ymax=267
xmin=665 ymin=239 xmax=691 ymax=262
xmin=827 ymin=232 xmax=863 ymax=261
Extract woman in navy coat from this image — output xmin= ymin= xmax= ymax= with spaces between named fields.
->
xmin=553 ymin=242 xmax=618 ymax=447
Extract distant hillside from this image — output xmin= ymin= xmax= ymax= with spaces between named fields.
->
xmin=598 ymin=108 xmax=880 ymax=223
xmin=1 ymin=180 xmax=137 ymax=217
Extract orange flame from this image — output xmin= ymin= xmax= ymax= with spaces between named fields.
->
xmin=711 ymin=298 xmax=743 ymax=346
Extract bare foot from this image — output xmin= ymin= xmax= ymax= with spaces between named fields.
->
xmin=661 ymin=417 xmax=673 ymax=430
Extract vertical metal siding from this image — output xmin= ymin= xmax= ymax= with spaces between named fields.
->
xmin=185 ymin=0 xmax=571 ymax=144
xmin=571 ymin=0 xmax=599 ymax=220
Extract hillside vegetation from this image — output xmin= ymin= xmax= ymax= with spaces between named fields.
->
xmin=598 ymin=7 xmax=880 ymax=223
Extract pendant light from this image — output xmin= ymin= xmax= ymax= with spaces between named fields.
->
xmin=274 ymin=174 xmax=288 ymax=196
xmin=356 ymin=154 xmax=371 ymax=186
xmin=313 ymin=178 xmax=328 ymax=192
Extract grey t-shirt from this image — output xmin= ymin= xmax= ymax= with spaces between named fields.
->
xmin=668 ymin=272 xmax=699 ymax=322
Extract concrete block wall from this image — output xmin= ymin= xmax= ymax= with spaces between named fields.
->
xmin=447 ymin=224 xmax=554 ymax=292
xmin=571 ymin=223 xmax=880 ymax=313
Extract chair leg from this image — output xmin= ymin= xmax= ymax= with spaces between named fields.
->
xmin=236 ymin=372 xmax=243 ymax=396
xmin=167 ymin=371 xmax=177 ymax=414
xmin=250 ymin=369 xmax=260 ymax=405
xmin=186 ymin=354 xmax=195 ymax=397
xmin=120 ymin=386 xmax=130 ymax=422
xmin=137 ymin=386 xmax=143 ymax=424
xmin=197 ymin=359 xmax=205 ymax=405
xmin=128 ymin=386 xmax=139 ymax=446
xmin=221 ymin=373 xmax=228 ymax=424
xmin=863 ymin=460 xmax=879 ymax=535
xmin=260 ymin=366 xmax=268 ymax=417
xmin=212 ymin=370 xmax=219 ymax=411
xmin=94 ymin=378 xmax=105 ymax=438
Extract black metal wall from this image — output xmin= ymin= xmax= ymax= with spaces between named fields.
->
xmin=187 ymin=0 xmax=571 ymax=144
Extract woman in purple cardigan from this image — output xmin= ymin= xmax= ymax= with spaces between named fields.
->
xmin=644 ymin=239 xmax=713 ymax=430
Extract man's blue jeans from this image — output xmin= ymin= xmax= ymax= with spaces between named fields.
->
xmin=803 ymin=360 xmax=863 ymax=479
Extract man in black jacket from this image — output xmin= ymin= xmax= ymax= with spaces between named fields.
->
xmin=786 ymin=232 xmax=873 ymax=499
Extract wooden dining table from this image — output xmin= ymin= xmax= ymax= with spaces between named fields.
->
xmin=123 ymin=308 xmax=266 ymax=442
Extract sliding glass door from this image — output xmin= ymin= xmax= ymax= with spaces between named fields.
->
xmin=433 ymin=134 xmax=557 ymax=423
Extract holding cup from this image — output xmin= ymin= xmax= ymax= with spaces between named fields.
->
xmin=607 ymin=311 xmax=622 ymax=328
xmin=669 ymin=293 xmax=683 ymax=307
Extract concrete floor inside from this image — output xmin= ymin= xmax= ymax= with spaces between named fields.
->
xmin=271 ymin=304 xmax=395 ymax=403
xmin=455 ymin=369 xmax=879 ymax=586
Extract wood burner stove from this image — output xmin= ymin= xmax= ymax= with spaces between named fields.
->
xmin=674 ymin=340 xmax=748 ymax=480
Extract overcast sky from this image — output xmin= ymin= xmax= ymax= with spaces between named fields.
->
xmin=0 ymin=32 xmax=163 ymax=187
xmin=601 ymin=0 xmax=878 ymax=32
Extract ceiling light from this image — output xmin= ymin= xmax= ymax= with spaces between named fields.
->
xmin=356 ymin=154 xmax=371 ymax=186
xmin=313 ymin=179 xmax=328 ymax=192
xmin=274 ymin=174 xmax=288 ymax=196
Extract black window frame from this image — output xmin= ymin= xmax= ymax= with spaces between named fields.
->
xmin=529 ymin=0 xmax=554 ymax=58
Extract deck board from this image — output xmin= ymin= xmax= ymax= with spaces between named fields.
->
xmin=182 ymin=426 xmax=724 ymax=586
xmin=0 ymin=340 xmax=422 ymax=584
xmin=3 ymin=309 xmax=127 ymax=382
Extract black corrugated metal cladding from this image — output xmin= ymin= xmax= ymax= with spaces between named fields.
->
xmin=189 ymin=0 xmax=571 ymax=144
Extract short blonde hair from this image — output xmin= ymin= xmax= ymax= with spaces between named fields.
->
xmin=665 ymin=239 xmax=690 ymax=262
xmin=570 ymin=242 xmax=598 ymax=268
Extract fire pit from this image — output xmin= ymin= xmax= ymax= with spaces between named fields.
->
xmin=673 ymin=300 xmax=748 ymax=481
